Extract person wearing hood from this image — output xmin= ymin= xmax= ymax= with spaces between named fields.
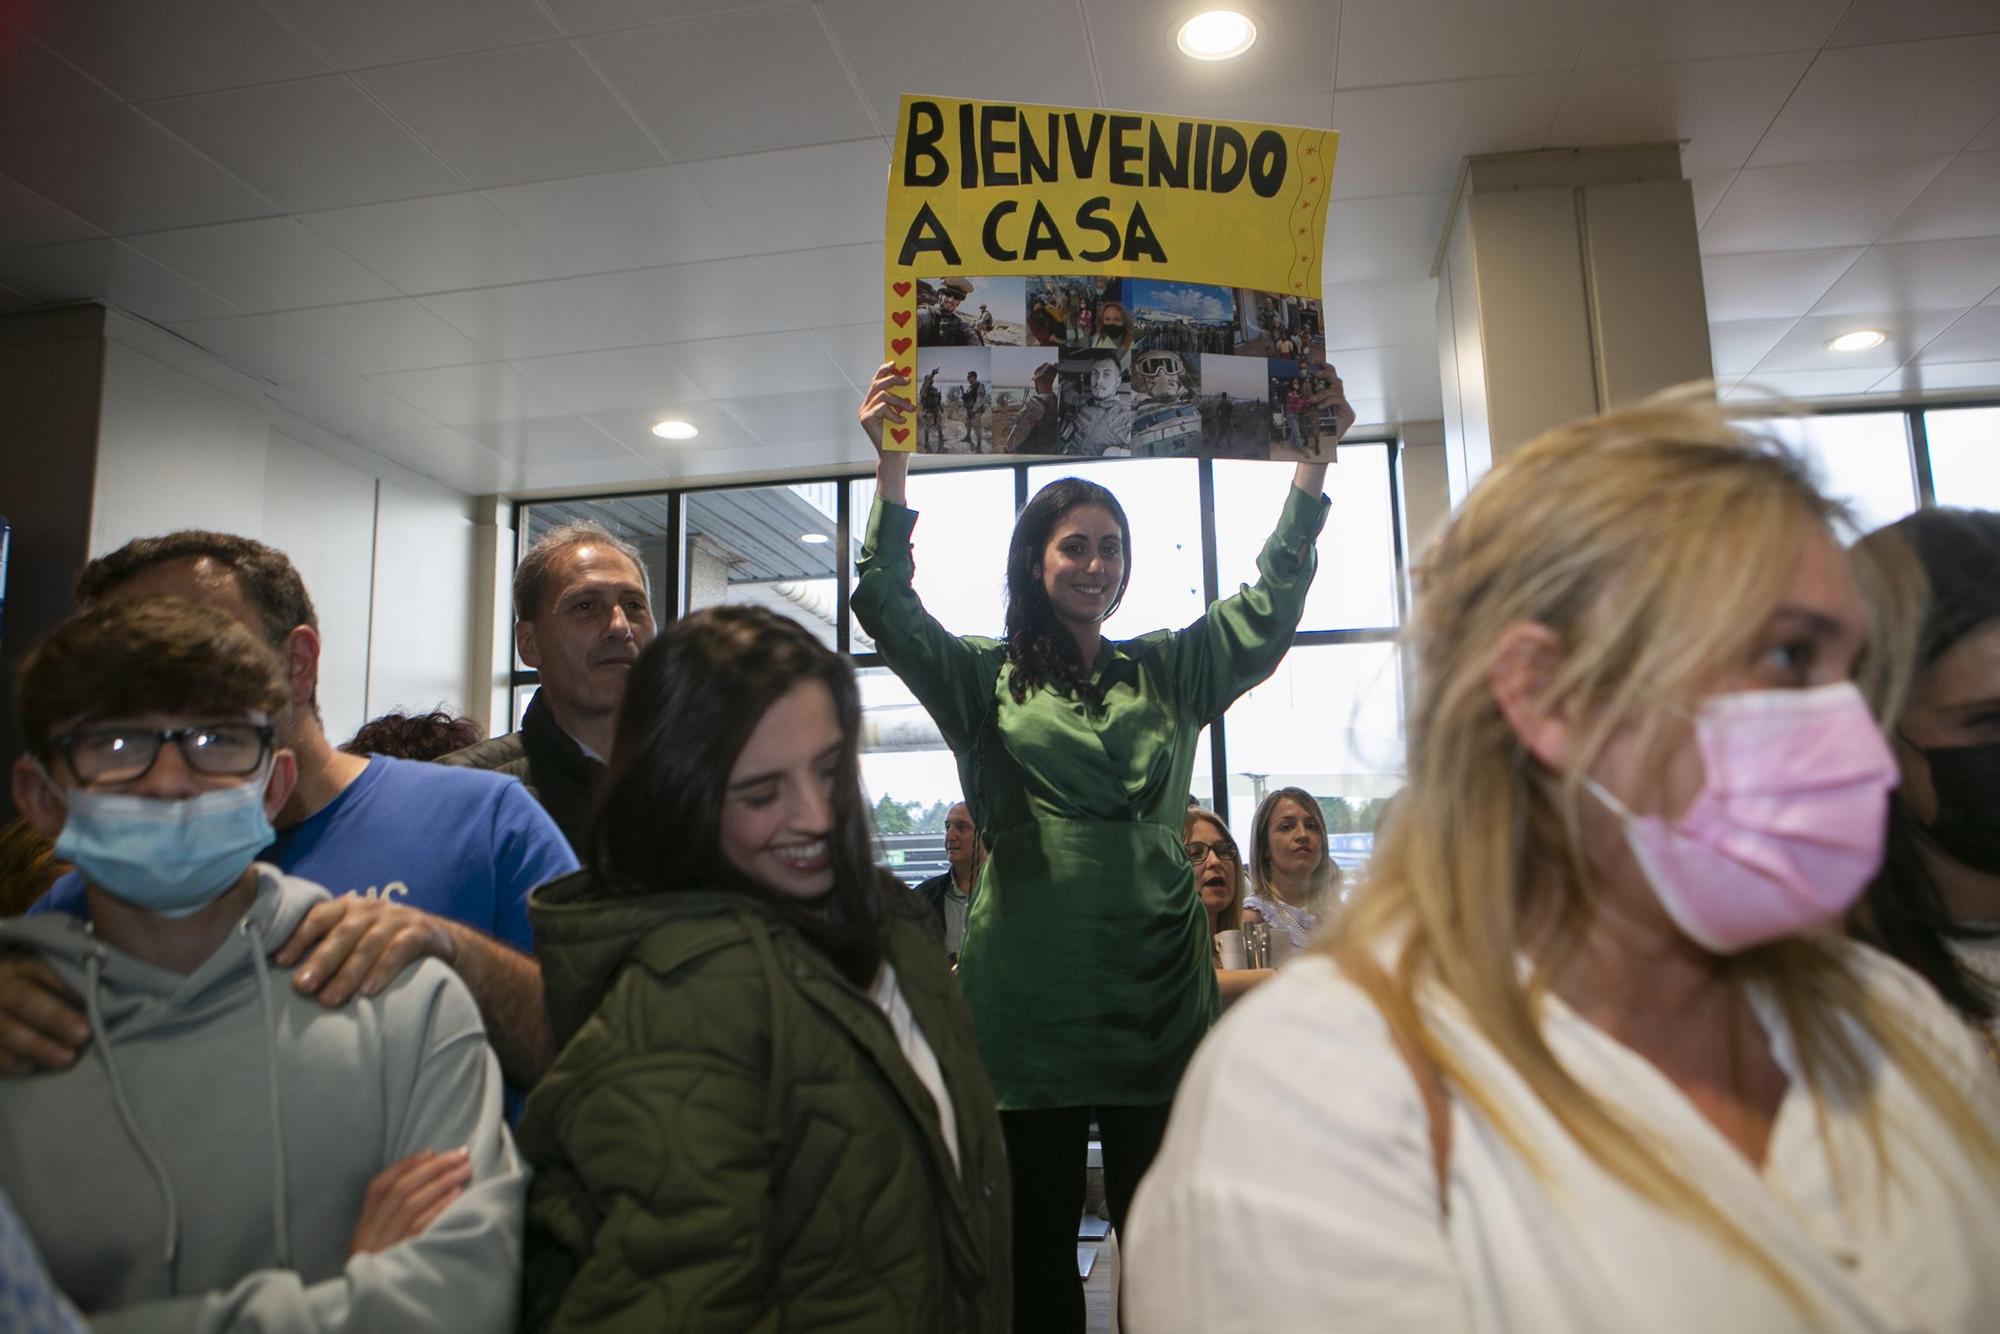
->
xmin=2 ymin=597 xmax=525 ymax=1333
xmin=519 ymin=604 xmax=1009 ymax=1332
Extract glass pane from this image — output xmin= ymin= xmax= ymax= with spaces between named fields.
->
xmin=1221 ymin=642 xmax=1405 ymax=887
xmin=684 ymin=483 xmax=841 ymax=649
xmin=851 ymin=465 xmax=1017 ymax=649
xmin=857 ymin=666 xmax=972 ymax=888
xmin=1024 ymin=458 xmax=1205 ymax=639
xmin=1925 ymin=406 xmax=2000 ymax=510
xmin=517 ymin=495 xmax=674 ymax=669
xmin=1212 ymin=445 xmax=1398 ymax=632
xmin=1766 ymin=413 xmax=1917 ymax=536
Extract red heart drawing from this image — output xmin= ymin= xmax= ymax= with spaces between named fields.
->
xmin=891 ymin=427 xmax=909 ymax=444
xmin=891 ymin=337 xmax=912 ymax=354
xmin=894 ymin=365 xmax=910 ymax=377
xmin=892 ymin=310 xmax=911 ymax=327
xmin=893 ymin=281 xmax=912 ymax=297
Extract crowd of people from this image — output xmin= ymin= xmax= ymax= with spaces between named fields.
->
xmin=0 ymin=355 xmax=1996 ymax=1333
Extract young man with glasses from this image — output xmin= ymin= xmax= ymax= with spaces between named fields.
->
xmin=2 ymin=598 xmax=523 ymax=1332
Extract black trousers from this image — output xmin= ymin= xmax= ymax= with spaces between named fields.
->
xmin=999 ymin=1102 xmax=1174 ymax=1334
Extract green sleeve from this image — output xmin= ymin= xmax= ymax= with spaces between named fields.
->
xmin=850 ymin=495 xmax=999 ymax=753
xmin=1173 ymin=482 xmax=1331 ymax=723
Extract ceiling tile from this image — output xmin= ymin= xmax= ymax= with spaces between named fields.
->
xmin=509 ymin=345 xmax=707 ymax=411
xmin=1689 ymin=171 xmax=1735 ymax=227
xmin=1914 ymin=306 xmax=2000 ymax=363
xmin=419 ymin=277 xmax=643 ymax=360
xmin=300 ymin=192 xmax=567 ymax=292
xmin=681 ymin=139 xmax=890 ymax=252
xmin=1707 ymin=318 xmax=1799 ymax=374
xmin=0 ymin=106 xmax=277 ymax=234
xmin=1141 ymin=90 xmax=1337 ymax=128
xmin=1547 ymin=52 xmax=1812 ymax=173
xmin=1808 ymin=237 xmax=2000 ymax=316
xmin=1084 ymin=0 xmax=1340 ymax=106
xmin=525 ymin=453 xmax=668 ymax=491
xmin=129 ymin=216 xmax=399 ymax=312
xmin=1971 ymin=111 xmax=2000 ymax=153
xmin=269 ymin=376 xmax=448 ymax=440
xmin=370 ymin=360 xmax=568 ymax=425
xmin=1871 ymin=358 xmax=2000 ymax=395
xmin=809 ymin=321 xmax=889 ymax=390
xmin=8 ymin=0 xmax=328 ymax=100
xmin=165 ymin=314 xmax=350 ymax=383
xmin=663 ymin=329 xmax=848 ymax=398
xmin=826 ymin=0 xmax=1096 ymax=131
xmin=581 ymin=9 xmax=875 ymax=161
xmin=0 ymin=28 xmax=118 ymax=121
xmin=1700 ymin=247 xmax=1864 ymax=320
xmin=1699 ymin=157 xmax=1950 ymax=253
xmin=1580 ymin=0 xmax=1847 ymax=66
xmin=761 ymin=242 xmax=882 ymax=329
xmin=547 ymin=0 xmax=786 ymax=34
xmin=1881 ymin=150 xmax=2000 ymax=243
xmin=483 ymin=165 xmax=740 ymax=274
xmin=371 ymin=422 xmax=528 ymax=494
xmin=1749 ymin=34 xmax=2000 ymax=166
xmin=1328 ymin=74 xmax=1569 ymax=199
xmin=354 ymin=43 xmax=662 ymax=189
xmin=1336 ymin=0 xmax=1594 ymax=89
xmin=1322 ymin=192 xmax=1450 ymax=281
xmin=259 ymin=0 xmax=562 ymax=69
xmin=1726 ymin=367 xmax=1894 ymax=398
xmin=1321 ymin=278 xmax=1439 ymax=350
xmin=264 ymin=297 xmax=497 ymax=374
xmin=718 ymin=387 xmax=862 ymax=445
xmin=460 ymin=414 xmax=634 ymax=463
xmin=0 ymin=238 xmax=237 ymax=323
xmin=582 ymin=256 xmax=798 ymax=343
xmin=1828 ymin=0 xmax=2000 ymax=47
xmin=143 ymin=76 xmax=467 ymax=212
xmin=0 ymin=173 xmax=102 ymax=249
xmin=1754 ymin=309 xmax=1959 ymax=372
xmin=587 ymin=401 xmax=762 ymax=454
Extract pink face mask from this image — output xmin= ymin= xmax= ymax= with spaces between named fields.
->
xmin=1585 ymin=682 xmax=1898 ymax=955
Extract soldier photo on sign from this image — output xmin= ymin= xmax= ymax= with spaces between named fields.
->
xmin=916 ymin=276 xmax=983 ymax=347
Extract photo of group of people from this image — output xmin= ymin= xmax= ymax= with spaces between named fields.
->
xmin=910 ymin=273 xmax=1333 ymax=459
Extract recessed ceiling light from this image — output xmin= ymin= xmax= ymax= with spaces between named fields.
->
xmin=650 ymin=419 xmax=698 ymax=440
xmin=800 ymin=532 xmax=830 ymax=545
xmin=1177 ymin=10 xmax=1256 ymax=61
xmin=1827 ymin=329 xmax=1886 ymax=353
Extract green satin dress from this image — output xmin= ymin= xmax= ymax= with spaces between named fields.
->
xmin=852 ymin=483 xmax=1329 ymax=1111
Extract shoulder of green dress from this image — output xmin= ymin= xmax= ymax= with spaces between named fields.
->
xmin=1114 ymin=627 xmax=1178 ymax=658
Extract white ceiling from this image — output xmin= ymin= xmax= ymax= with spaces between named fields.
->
xmin=1 ymin=0 xmax=1997 ymax=497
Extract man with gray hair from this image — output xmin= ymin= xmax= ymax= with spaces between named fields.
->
xmin=442 ymin=522 xmax=656 ymax=855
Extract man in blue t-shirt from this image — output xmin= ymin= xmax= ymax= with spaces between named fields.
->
xmin=0 ymin=532 xmax=577 ymax=1094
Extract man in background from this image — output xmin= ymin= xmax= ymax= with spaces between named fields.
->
xmin=913 ymin=801 xmax=982 ymax=963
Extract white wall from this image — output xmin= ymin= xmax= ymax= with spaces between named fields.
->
xmin=85 ymin=315 xmax=483 ymax=746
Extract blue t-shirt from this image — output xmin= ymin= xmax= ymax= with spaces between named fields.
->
xmin=33 ymin=756 xmax=577 ymax=955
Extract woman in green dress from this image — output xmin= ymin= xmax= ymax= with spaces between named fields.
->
xmin=853 ymin=360 xmax=1353 ymax=1331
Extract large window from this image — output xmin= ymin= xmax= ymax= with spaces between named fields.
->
xmin=1765 ymin=412 xmax=1918 ymax=535
xmin=1926 ymin=406 xmax=2000 ymax=510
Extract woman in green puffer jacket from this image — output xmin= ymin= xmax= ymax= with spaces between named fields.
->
xmin=518 ymin=605 xmax=1010 ymax=1333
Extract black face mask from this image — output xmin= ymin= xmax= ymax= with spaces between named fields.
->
xmin=1916 ymin=738 xmax=2000 ymax=876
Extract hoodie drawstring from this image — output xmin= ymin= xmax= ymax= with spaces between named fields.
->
xmin=84 ymin=946 xmax=181 ymax=1279
xmin=240 ymin=917 xmax=294 ymax=1269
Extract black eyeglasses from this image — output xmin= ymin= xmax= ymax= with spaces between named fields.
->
xmin=53 ymin=723 xmax=274 ymax=785
xmin=1184 ymin=839 xmax=1238 ymax=864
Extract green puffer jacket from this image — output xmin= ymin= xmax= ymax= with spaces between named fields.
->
xmin=518 ymin=870 xmax=1011 ymax=1333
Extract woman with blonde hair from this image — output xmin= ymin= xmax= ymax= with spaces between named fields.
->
xmin=1243 ymin=785 xmax=1342 ymax=949
xmin=1184 ymin=806 xmax=1272 ymax=1006
xmin=1126 ymin=394 xmax=2000 ymax=1332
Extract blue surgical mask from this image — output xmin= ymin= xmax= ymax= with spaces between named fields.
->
xmin=52 ymin=771 xmax=276 ymax=917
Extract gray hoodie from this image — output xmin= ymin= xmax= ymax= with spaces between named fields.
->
xmin=0 ymin=867 xmax=526 ymax=1333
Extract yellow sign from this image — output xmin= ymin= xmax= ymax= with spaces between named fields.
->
xmin=883 ymin=95 xmax=1338 ymax=459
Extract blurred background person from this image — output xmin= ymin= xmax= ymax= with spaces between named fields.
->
xmin=1851 ymin=507 xmax=2000 ymax=1057
xmin=1185 ymin=806 xmax=1271 ymax=1007
xmin=1128 ymin=394 xmax=2000 ymax=1332
xmin=914 ymin=800 xmax=983 ymax=963
xmin=1244 ymin=785 xmax=1342 ymax=950
xmin=343 ymin=709 xmax=484 ymax=762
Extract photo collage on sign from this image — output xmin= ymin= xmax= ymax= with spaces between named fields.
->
xmin=912 ymin=275 xmax=1330 ymax=459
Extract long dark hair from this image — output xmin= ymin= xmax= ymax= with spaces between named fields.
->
xmin=1003 ymin=478 xmax=1132 ymax=703
xmin=1851 ymin=507 xmax=2000 ymax=1026
xmin=587 ymin=605 xmax=886 ymax=983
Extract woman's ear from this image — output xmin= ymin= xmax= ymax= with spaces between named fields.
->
xmin=1488 ymin=621 xmax=1570 ymax=770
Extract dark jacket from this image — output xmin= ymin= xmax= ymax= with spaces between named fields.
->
xmin=439 ymin=690 xmax=600 ymax=857
xmin=518 ymin=870 xmax=1010 ymax=1333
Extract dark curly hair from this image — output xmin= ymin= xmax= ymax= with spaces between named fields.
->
xmin=342 ymin=709 xmax=485 ymax=762
xmin=1003 ymin=478 xmax=1132 ymax=704
xmin=588 ymin=605 xmax=886 ymax=984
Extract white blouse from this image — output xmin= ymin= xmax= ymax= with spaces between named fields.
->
xmin=1125 ymin=946 xmax=2000 ymax=1333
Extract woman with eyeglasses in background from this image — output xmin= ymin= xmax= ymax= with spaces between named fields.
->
xmin=1185 ymin=806 xmax=1273 ymax=1007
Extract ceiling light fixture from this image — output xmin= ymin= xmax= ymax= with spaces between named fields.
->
xmin=1177 ymin=10 xmax=1257 ymax=61
xmin=1827 ymin=330 xmax=1886 ymax=353
xmin=650 ymin=419 xmax=698 ymax=440
xmin=800 ymin=532 xmax=830 ymax=545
